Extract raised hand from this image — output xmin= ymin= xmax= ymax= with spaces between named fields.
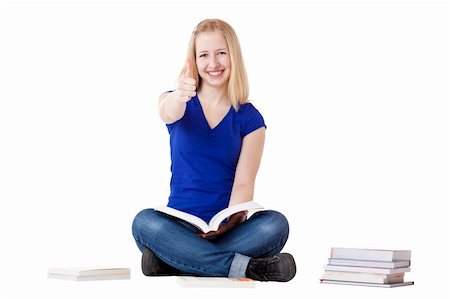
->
xmin=175 ymin=59 xmax=197 ymax=102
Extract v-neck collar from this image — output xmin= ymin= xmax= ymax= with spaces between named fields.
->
xmin=195 ymin=96 xmax=232 ymax=131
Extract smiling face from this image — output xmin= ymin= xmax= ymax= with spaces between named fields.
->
xmin=195 ymin=31 xmax=231 ymax=90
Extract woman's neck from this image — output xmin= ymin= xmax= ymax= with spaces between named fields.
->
xmin=197 ymin=85 xmax=229 ymax=108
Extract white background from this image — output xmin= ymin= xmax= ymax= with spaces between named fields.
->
xmin=1 ymin=0 xmax=448 ymax=298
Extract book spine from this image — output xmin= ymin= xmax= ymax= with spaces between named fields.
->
xmin=322 ymin=272 xmax=404 ymax=284
xmin=324 ymin=265 xmax=410 ymax=274
xmin=328 ymin=258 xmax=410 ymax=268
xmin=330 ymin=248 xmax=411 ymax=262
xmin=320 ymin=279 xmax=414 ymax=288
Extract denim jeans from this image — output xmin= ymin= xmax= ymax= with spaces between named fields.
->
xmin=132 ymin=209 xmax=290 ymax=278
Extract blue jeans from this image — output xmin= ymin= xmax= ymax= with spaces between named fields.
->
xmin=132 ymin=209 xmax=290 ymax=278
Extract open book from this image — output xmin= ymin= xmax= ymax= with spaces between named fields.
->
xmin=156 ymin=201 xmax=264 ymax=233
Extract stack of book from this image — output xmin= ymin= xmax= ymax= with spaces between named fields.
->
xmin=320 ymin=247 xmax=414 ymax=288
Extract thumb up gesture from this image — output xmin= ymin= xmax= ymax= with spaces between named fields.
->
xmin=175 ymin=60 xmax=197 ymax=102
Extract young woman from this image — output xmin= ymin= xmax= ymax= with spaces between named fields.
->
xmin=132 ymin=19 xmax=296 ymax=282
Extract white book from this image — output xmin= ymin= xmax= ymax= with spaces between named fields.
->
xmin=322 ymin=271 xmax=404 ymax=284
xmin=47 ymin=267 xmax=130 ymax=281
xmin=156 ymin=201 xmax=264 ymax=233
xmin=176 ymin=276 xmax=255 ymax=288
xmin=324 ymin=264 xmax=410 ymax=275
xmin=330 ymin=248 xmax=411 ymax=262
xmin=320 ymin=279 xmax=414 ymax=288
xmin=328 ymin=258 xmax=410 ymax=269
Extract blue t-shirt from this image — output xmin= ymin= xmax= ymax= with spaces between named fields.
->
xmin=166 ymin=95 xmax=266 ymax=222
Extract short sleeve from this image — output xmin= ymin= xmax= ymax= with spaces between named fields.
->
xmin=241 ymin=103 xmax=266 ymax=137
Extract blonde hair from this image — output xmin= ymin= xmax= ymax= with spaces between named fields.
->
xmin=180 ymin=19 xmax=249 ymax=111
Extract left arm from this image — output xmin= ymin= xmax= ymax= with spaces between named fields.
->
xmin=199 ymin=127 xmax=265 ymax=238
xmin=228 ymin=126 xmax=266 ymax=206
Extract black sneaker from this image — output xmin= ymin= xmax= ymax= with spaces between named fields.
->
xmin=141 ymin=247 xmax=180 ymax=276
xmin=245 ymin=253 xmax=296 ymax=282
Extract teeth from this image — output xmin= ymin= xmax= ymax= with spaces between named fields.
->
xmin=209 ymin=71 xmax=222 ymax=76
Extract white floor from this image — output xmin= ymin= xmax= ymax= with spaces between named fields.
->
xmin=1 ymin=258 xmax=447 ymax=299
xmin=0 ymin=270 xmax=422 ymax=299
xmin=2 ymin=1 xmax=449 ymax=298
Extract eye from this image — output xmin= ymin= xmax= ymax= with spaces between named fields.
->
xmin=199 ymin=53 xmax=207 ymax=58
xmin=218 ymin=51 xmax=227 ymax=55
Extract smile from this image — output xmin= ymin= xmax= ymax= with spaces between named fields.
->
xmin=207 ymin=70 xmax=224 ymax=77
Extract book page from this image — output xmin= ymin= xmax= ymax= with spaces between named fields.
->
xmin=208 ymin=201 xmax=264 ymax=232
xmin=155 ymin=206 xmax=209 ymax=232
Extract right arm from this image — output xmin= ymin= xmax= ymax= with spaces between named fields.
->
xmin=158 ymin=92 xmax=187 ymax=124
xmin=158 ymin=60 xmax=197 ymax=124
